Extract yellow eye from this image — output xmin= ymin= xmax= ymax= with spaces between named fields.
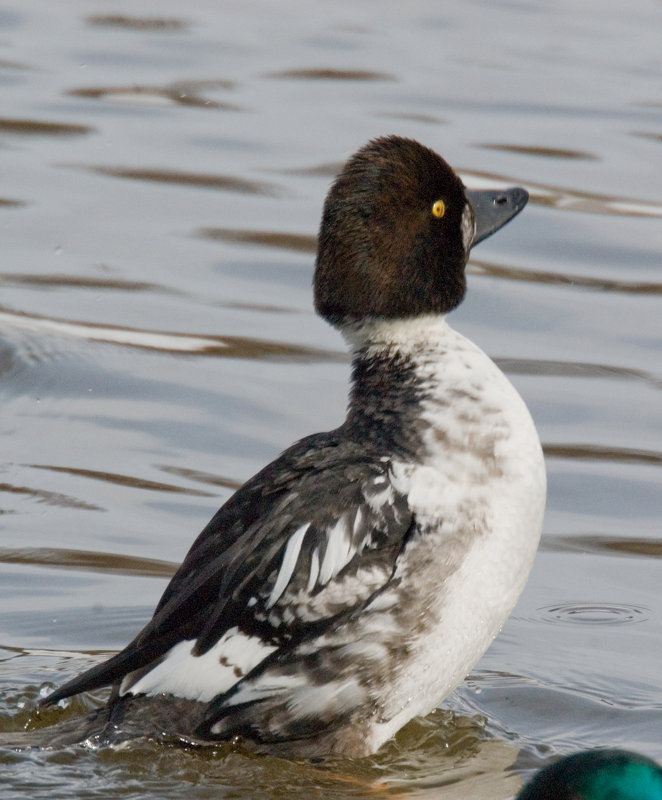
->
xmin=431 ymin=199 xmax=446 ymax=218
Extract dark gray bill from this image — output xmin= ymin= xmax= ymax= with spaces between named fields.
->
xmin=466 ymin=187 xmax=529 ymax=246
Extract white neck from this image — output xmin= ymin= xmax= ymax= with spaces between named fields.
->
xmin=340 ymin=314 xmax=451 ymax=352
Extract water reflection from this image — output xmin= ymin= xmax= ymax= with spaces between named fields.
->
xmin=544 ymin=443 xmax=662 ymax=466
xmin=84 ymin=165 xmax=280 ymax=196
xmin=470 ymin=258 xmax=662 ymax=293
xmin=496 ymin=357 xmax=660 ymax=387
xmin=199 ymin=228 xmax=317 ymax=253
xmin=1 ymin=274 xmax=160 ymax=292
xmin=0 ymin=547 xmax=177 ymax=579
xmin=27 ymin=464 xmax=216 ymax=497
xmin=542 ymin=534 xmax=662 ymax=559
xmin=478 ymin=143 xmax=598 ymax=161
xmin=0 ymin=308 xmax=340 ymax=361
xmin=462 ymin=169 xmax=662 ymax=217
xmin=68 ymin=81 xmax=241 ymax=110
xmin=155 ymin=465 xmax=242 ymax=491
xmin=85 ymin=14 xmax=189 ymax=32
xmin=0 ymin=118 xmax=93 ymax=136
xmin=265 ymin=68 xmax=395 ymax=81
xmin=0 ymin=481 xmax=102 ymax=511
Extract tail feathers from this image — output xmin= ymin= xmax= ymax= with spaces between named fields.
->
xmin=40 ymin=646 xmax=147 ymax=706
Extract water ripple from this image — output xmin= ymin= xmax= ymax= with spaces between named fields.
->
xmin=155 ymin=465 xmax=242 ymax=491
xmin=1 ymin=273 xmax=165 ymax=293
xmin=542 ymin=534 xmax=662 ymax=559
xmin=0 ymin=482 xmax=102 ymax=511
xmin=0 ymin=118 xmax=93 ymax=137
xmin=470 ymin=259 xmax=662 ymax=294
xmin=537 ymin=602 xmax=650 ymax=626
xmin=199 ymin=227 xmax=317 ymax=253
xmin=463 ymin=169 xmax=662 ymax=218
xmin=27 ymin=465 xmax=216 ymax=497
xmin=478 ymin=143 xmax=598 ymax=161
xmin=497 ymin=357 xmax=661 ymax=388
xmin=543 ymin=443 xmax=662 ymax=466
xmin=0 ymin=308 xmax=341 ymax=361
xmin=85 ymin=14 xmax=189 ymax=32
xmin=80 ymin=165 xmax=280 ymax=196
xmin=265 ymin=68 xmax=395 ymax=81
xmin=68 ymin=80 xmax=240 ymax=110
xmin=0 ymin=547 xmax=177 ymax=579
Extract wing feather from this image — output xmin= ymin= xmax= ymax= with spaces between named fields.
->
xmin=42 ymin=433 xmax=415 ymax=708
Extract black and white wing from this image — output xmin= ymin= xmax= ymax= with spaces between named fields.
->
xmin=43 ymin=432 xmax=415 ymax=735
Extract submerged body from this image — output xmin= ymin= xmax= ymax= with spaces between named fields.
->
xmin=39 ymin=137 xmax=545 ymax=757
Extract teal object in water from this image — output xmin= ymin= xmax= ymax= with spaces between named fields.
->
xmin=517 ymin=749 xmax=662 ymax=800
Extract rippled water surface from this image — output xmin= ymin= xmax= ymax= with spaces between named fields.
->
xmin=1 ymin=1 xmax=661 ymax=797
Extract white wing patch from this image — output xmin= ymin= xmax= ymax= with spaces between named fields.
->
xmin=267 ymin=522 xmax=310 ymax=608
xmin=121 ymin=627 xmax=277 ymax=703
xmin=319 ymin=514 xmax=353 ymax=585
xmin=260 ymin=472 xmax=406 ymax=614
xmin=365 ymin=477 xmax=394 ymax=514
xmin=307 ymin=546 xmax=320 ymax=592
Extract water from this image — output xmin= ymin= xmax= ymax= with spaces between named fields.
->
xmin=1 ymin=0 xmax=661 ymax=797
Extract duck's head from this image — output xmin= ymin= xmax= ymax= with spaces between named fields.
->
xmin=314 ymin=135 xmax=528 ymax=328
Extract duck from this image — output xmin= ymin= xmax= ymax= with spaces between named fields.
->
xmin=40 ymin=136 xmax=546 ymax=758
xmin=516 ymin=749 xmax=662 ymax=800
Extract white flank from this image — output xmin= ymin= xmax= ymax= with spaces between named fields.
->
xmin=121 ymin=627 xmax=277 ymax=702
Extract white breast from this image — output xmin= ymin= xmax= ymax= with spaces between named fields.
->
xmin=358 ymin=318 xmax=546 ymax=745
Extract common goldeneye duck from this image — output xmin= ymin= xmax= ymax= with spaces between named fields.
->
xmin=41 ymin=136 xmax=545 ymax=757
xmin=516 ymin=749 xmax=662 ymax=800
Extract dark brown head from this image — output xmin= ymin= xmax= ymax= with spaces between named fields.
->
xmin=314 ymin=136 xmax=527 ymax=328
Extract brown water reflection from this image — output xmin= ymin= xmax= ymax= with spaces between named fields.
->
xmin=84 ymin=166 xmax=280 ymax=196
xmin=0 ymin=547 xmax=177 ymax=579
xmin=27 ymin=465 xmax=216 ymax=497
xmin=155 ymin=465 xmax=242 ymax=491
xmin=470 ymin=258 xmax=662 ymax=294
xmin=0 ymin=118 xmax=93 ymax=136
xmin=265 ymin=68 xmax=395 ymax=81
xmin=543 ymin=443 xmax=662 ymax=466
xmin=497 ymin=357 xmax=660 ymax=387
xmin=0 ymin=308 xmax=341 ymax=360
xmin=0 ymin=482 xmax=102 ymax=511
xmin=86 ymin=14 xmax=189 ymax=32
xmin=478 ymin=143 xmax=598 ymax=161
xmin=543 ymin=534 xmax=662 ymax=559
xmin=199 ymin=228 xmax=317 ymax=253
xmin=68 ymin=81 xmax=241 ymax=110
xmin=1 ymin=274 xmax=161 ymax=292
